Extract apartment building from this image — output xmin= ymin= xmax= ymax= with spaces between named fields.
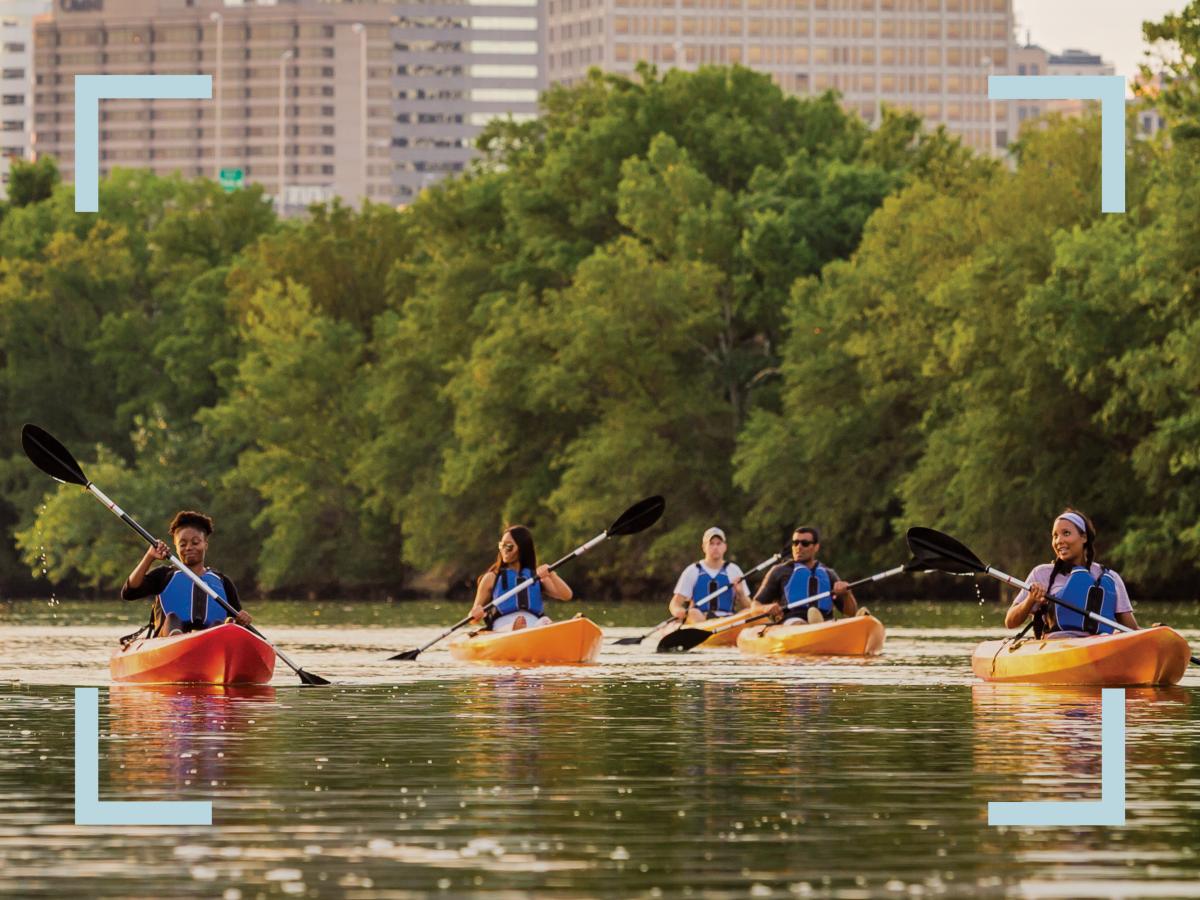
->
xmin=31 ymin=0 xmax=542 ymax=210
xmin=393 ymin=3 xmax=541 ymax=202
xmin=0 ymin=0 xmax=47 ymax=199
xmin=546 ymin=0 xmax=1014 ymax=155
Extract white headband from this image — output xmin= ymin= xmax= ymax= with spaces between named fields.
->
xmin=1056 ymin=512 xmax=1088 ymax=534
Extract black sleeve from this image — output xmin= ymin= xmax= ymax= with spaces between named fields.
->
xmin=753 ymin=565 xmax=788 ymax=605
xmin=220 ymin=574 xmax=243 ymax=612
xmin=121 ymin=566 xmax=173 ymax=601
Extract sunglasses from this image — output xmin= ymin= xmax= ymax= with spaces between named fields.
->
xmin=792 ymin=539 xmax=816 ymax=547
xmin=498 ymin=542 xmax=516 ymax=552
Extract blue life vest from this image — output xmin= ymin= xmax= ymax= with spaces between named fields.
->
xmin=784 ymin=563 xmax=833 ymax=618
xmin=1051 ymin=566 xmax=1118 ymax=635
xmin=692 ymin=562 xmax=733 ymax=616
xmin=491 ymin=567 xmax=544 ymax=620
xmin=157 ymin=569 xmax=229 ymax=630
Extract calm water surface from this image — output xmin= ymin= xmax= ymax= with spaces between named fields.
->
xmin=1 ymin=600 xmax=1198 ymax=898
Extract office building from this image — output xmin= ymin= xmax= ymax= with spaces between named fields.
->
xmin=31 ymin=0 xmax=542 ymax=210
xmin=546 ymin=0 xmax=1015 ymax=155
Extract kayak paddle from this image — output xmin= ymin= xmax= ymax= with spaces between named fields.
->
xmin=612 ymin=551 xmax=782 ymax=645
xmin=656 ymin=560 xmax=921 ymax=653
xmin=21 ymin=423 xmax=332 ymax=686
xmin=388 ymin=495 xmax=666 ymax=661
xmin=905 ymin=526 xmax=1200 ymax=666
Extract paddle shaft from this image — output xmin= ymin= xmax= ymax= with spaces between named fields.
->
xmin=692 ymin=553 xmax=781 ymax=613
xmin=703 ymin=563 xmax=907 ymax=637
xmin=988 ymin=566 xmax=1200 ymax=664
xmin=987 ymin=566 xmax=1130 ymax=633
xmin=406 ymin=531 xmax=608 ymax=656
xmin=630 ymin=553 xmax=782 ymax=642
xmin=88 ymin=482 xmax=313 ymax=679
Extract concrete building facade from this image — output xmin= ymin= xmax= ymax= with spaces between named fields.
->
xmin=545 ymin=0 xmax=1015 ymax=155
xmin=31 ymin=0 xmax=542 ymax=210
xmin=0 ymin=0 xmax=48 ymax=198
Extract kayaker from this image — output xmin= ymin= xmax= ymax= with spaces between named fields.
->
xmin=667 ymin=527 xmax=752 ymax=624
xmin=752 ymin=526 xmax=858 ymax=625
xmin=1004 ymin=509 xmax=1139 ymax=636
xmin=121 ymin=510 xmax=252 ymax=636
xmin=469 ymin=525 xmax=573 ymax=631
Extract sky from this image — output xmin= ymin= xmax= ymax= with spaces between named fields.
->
xmin=1012 ymin=0 xmax=1183 ymax=81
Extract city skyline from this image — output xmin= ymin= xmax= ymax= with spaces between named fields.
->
xmin=1013 ymin=0 xmax=1180 ymax=84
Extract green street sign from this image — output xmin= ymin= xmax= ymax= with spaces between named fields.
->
xmin=219 ymin=168 xmax=244 ymax=191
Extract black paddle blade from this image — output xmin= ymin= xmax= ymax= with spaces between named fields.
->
xmin=388 ymin=648 xmax=422 ymax=661
xmin=656 ymin=626 xmax=710 ymax=653
xmin=612 ymin=635 xmax=645 ymax=646
xmin=905 ymin=527 xmax=985 ymax=575
xmin=298 ymin=669 xmax=332 ymax=686
xmin=21 ymin=424 xmax=88 ymax=486
xmin=607 ymin=495 xmax=666 ymax=537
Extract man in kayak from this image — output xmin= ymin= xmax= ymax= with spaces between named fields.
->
xmin=667 ymin=527 xmax=752 ymax=625
xmin=1005 ymin=509 xmax=1139 ymax=636
xmin=752 ymin=526 xmax=858 ymax=625
xmin=121 ymin=510 xmax=252 ymax=636
xmin=469 ymin=524 xmax=573 ymax=631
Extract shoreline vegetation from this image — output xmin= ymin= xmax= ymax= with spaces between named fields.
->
xmin=5 ymin=11 xmax=1200 ymax=603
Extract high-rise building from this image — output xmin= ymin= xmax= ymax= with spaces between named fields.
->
xmin=0 ymin=0 xmax=48 ymax=199
xmin=545 ymin=0 xmax=1014 ymax=155
xmin=31 ymin=0 xmax=543 ymax=211
xmin=392 ymin=3 xmax=541 ymax=202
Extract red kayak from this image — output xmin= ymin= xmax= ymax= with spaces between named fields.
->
xmin=110 ymin=622 xmax=276 ymax=685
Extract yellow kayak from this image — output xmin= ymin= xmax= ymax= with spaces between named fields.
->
xmin=448 ymin=617 xmax=603 ymax=664
xmin=737 ymin=615 xmax=886 ymax=657
xmin=972 ymin=626 xmax=1191 ymax=686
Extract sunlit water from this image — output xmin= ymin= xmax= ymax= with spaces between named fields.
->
xmin=1 ymin=600 xmax=1198 ymax=898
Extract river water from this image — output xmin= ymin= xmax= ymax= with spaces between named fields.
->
xmin=1 ymin=599 xmax=1198 ymax=898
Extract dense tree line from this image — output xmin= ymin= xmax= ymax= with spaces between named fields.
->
xmin=6 ymin=20 xmax=1200 ymax=599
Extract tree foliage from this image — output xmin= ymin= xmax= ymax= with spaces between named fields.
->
xmin=10 ymin=55 xmax=1200 ymax=600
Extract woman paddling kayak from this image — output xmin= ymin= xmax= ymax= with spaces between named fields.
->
xmin=468 ymin=525 xmax=573 ymax=631
xmin=121 ymin=510 xmax=252 ymax=638
xmin=1004 ymin=509 xmax=1139 ymax=636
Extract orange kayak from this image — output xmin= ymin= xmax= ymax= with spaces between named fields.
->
xmin=664 ymin=608 xmax=760 ymax=647
xmin=110 ymin=622 xmax=276 ymax=685
xmin=737 ymin=615 xmax=886 ymax=657
xmin=448 ymin=617 xmax=603 ymax=664
xmin=972 ymin=626 xmax=1191 ymax=686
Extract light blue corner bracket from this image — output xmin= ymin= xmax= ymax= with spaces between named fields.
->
xmin=74 ymin=74 xmax=212 ymax=213
xmin=988 ymin=688 xmax=1126 ymax=827
xmin=75 ymin=688 xmax=212 ymax=826
xmin=988 ymin=75 xmax=1126 ymax=213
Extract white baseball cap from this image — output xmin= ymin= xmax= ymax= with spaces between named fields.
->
xmin=702 ymin=527 xmax=726 ymax=545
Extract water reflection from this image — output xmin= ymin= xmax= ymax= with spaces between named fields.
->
xmin=0 ymin=622 xmax=1198 ymax=897
xmin=972 ymin=683 xmax=1193 ymax=803
xmin=107 ymin=684 xmax=278 ymax=798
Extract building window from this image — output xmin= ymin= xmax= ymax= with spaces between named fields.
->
xmin=2 ymin=94 xmax=23 ymax=105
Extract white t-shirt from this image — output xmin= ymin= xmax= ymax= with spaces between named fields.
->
xmin=673 ymin=561 xmax=747 ymax=610
xmin=1011 ymin=562 xmax=1132 ymax=614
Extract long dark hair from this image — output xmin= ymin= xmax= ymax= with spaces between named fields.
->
xmin=485 ymin=524 xmax=538 ymax=578
xmin=1047 ymin=507 xmax=1097 ymax=588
